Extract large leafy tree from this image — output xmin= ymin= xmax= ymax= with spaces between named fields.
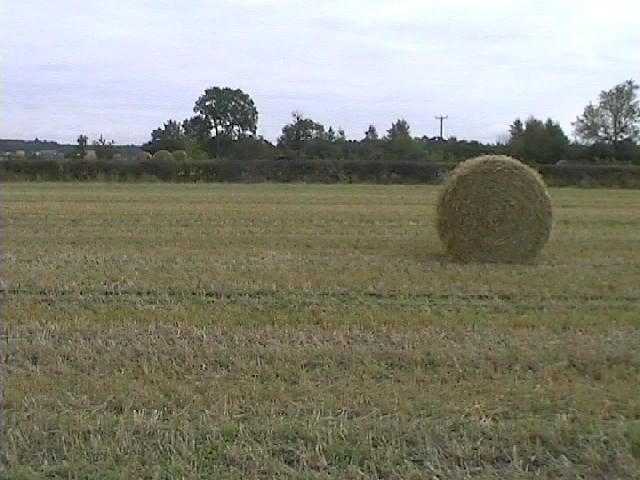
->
xmin=574 ymin=80 xmax=640 ymax=149
xmin=194 ymin=87 xmax=258 ymax=157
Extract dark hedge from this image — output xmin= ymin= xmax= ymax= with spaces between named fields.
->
xmin=2 ymin=158 xmax=639 ymax=188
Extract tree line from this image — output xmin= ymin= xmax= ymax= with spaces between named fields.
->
xmin=78 ymin=80 xmax=640 ymax=165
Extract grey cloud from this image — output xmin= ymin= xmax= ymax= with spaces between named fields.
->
xmin=2 ymin=0 xmax=639 ymax=144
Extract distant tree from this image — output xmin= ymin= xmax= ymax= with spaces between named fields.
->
xmin=363 ymin=125 xmax=379 ymax=141
xmin=387 ymin=119 xmax=411 ymax=141
xmin=336 ymin=128 xmax=346 ymax=142
xmin=153 ymin=120 xmax=183 ymax=141
xmin=145 ymin=119 xmax=187 ymax=153
xmin=613 ymin=138 xmax=640 ymax=163
xmin=509 ymin=118 xmax=524 ymax=138
xmin=325 ymin=126 xmax=336 ymax=142
xmin=92 ymin=135 xmax=117 ymax=160
xmin=384 ymin=119 xmax=422 ymax=160
xmin=73 ymin=134 xmax=89 ymax=158
xmin=182 ymin=116 xmax=211 ymax=143
xmin=542 ymin=119 xmax=570 ymax=161
xmin=229 ymin=136 xmax=277 ymax=161
xmin=278 ymin=111 xmax=326 ymax=151
xmin=574 ymin=80 xmax=640 ymax=151
xmin=194 ymin=87 xmax=258 ymax=157
xmin=508 ymin=117 xmax=569 ymax=164
xmin=182 ymin=116 xmax=212 ymax=159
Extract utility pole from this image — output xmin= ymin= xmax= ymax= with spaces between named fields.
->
xmin=435 ymin=115 xmax=448 ymax=140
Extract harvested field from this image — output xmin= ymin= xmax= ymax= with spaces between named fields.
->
xmin=3 ymin=183 xmax=640 ymax=478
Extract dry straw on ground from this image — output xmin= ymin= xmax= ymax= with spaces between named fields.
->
xmin=436 ymin=155 xmax=553 ymax=264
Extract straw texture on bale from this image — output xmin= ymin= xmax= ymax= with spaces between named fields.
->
xmin=83 ymin=150 xmax=97 ymax=162
xmin=172 ymin=150 xmax=188 ymax=162
xmin=152 ymin=150 xmax=175 ymax=162
xmin=436 ymin=155 xmax=552 ymax=264
xmin=137 ymin=151 xmax=152 ymax=161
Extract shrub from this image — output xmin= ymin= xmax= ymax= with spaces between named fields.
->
xmin=436 ymin=155 xmax=553 ymax=264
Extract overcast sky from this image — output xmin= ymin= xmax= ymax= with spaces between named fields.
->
xmin=2 ymin=0 xmax=639 ymax=145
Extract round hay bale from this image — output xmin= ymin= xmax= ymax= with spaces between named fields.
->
xmin=436 ymin=155 xmax=552 ymax=264
xmin=152 ymin=150 xmax=174 ymax=162
xmin=136 ymin=151 xmax=152 ymax=162
xmin=172 ymin=150 xmax=188 ymax=162
xmin=83 ymin=150 xmax=97 ymax=162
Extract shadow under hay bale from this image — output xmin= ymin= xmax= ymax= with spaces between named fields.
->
xmin=436 ymin=155 xmax=553 ymax=264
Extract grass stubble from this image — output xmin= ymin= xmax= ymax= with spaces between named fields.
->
xmin=2 ymin=183 xmax=640 ymax=478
